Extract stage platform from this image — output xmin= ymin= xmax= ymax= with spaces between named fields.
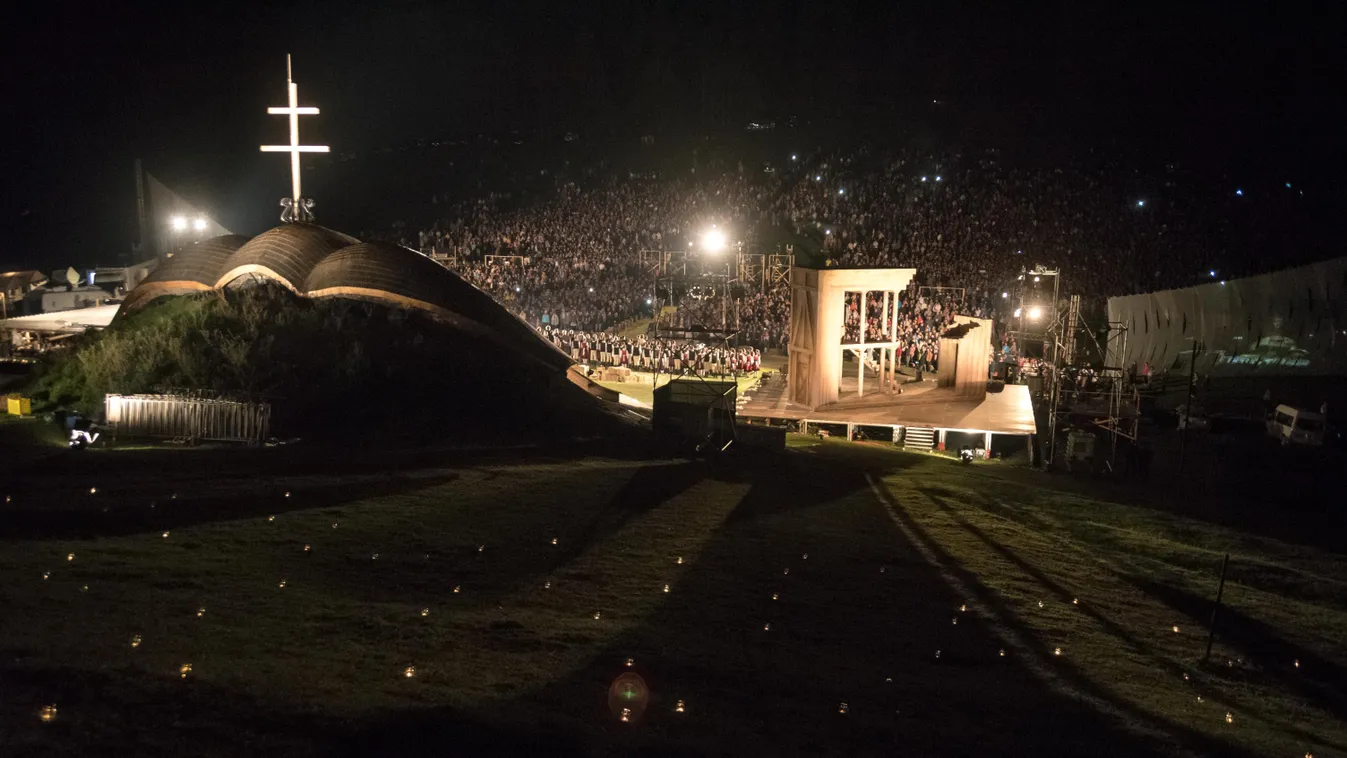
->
xmin=739 ymin=373 xmax=1037 ymax=436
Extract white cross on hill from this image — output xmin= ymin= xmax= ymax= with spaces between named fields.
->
xmin=260 ymin=54 xmax=329 ymax=206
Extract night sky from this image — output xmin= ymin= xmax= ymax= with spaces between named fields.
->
xmin=3 ymin=0 xmax=1343 ymax=270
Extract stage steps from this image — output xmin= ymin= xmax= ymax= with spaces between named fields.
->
xmin=903 ymin=427 xmax=935 ymax=451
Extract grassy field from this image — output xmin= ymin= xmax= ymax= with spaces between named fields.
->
xmin=0 ymin=427 xmax=1343 ymax=756
xmin=595 ymin=370 xmax=770 ymax=407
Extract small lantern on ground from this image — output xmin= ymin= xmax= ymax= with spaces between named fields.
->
xmin=40 ymin=705 xmax=57 ymax=722
xmin=130 ymin=634 xmax=142 ymax=648
xmin=404 ymin=666 xmax=416 ymax=678
xmin=180 ymin=663 xmax=193 ymax=679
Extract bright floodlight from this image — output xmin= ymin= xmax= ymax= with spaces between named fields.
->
xmin=701 ymin=228 xmax=727 ymax=254
xmin=815 ymin=175 xmax=821 ymax=182
xmin=838 ymin=188 xmax=845 ymax=195
xmin=192 ymin=217 xmax=208 ymax=231
xmin=935 ymin=175 xmax=942 ymax=182
xmin=1001 ymin=292 xmax=1008 ymax=298
xmin=921 ymin=176 xmax=927 ymax=182
xmin=791 ymin=154 xmax=797 ymax=161
xmin=1209 ymin=270 xmax=1216 ymax=277
xmin=646 ymin=298 xmax=652 ymax=305
xmin=1034 ymin=276 xmax=1040 ymax=282
xmin=1235 ymin=189 xmax=1243 ymax=196
xmin=1028 ymin=306 xmax=1043 ymax=320
xmin=1137 ymin=200 xmax=1145 ymax=207
xmin=170 ymin=216 xmax=187 ymax=231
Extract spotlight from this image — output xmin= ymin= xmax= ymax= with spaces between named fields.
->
xmin=1209 ymin=270 xmax=1216 ymax=277
xmin=645 ymin=298 xmax=652 ymax=305
xmin=815 ymin=175 xmax=821 ymax=182
xmin=1137 ymin=200 xmax=1145 ymax=207
xmin=1235 ymin=189 xmax=1243 ymax=196
xmin=935 ymin=175 xmax=942 ymax=182
xmin=1001 ymin=292 xmax=1008 ymax=298
xmin=701 ymin=228 xmax=727 ymax=254
xmin=1014 ymin=308 xmax=1022 ymax=318
xmin=192 ymin=217 xmax=208 ymax=232
xmin=921 ymin=176 xmax=927 ymax=182
xmin=1028 ymin=306 xmax=1043 ymax=320
xmin=170 ymin=216 xmax=187 ymax=231
xmin=791 ymin=154 xmax=797 ymax=161
xmin=838 ymin=188 xmax=845 ymax=195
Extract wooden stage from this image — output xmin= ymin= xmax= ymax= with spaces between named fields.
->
xmin=740 ymin=374 xmax=1038 ymax=436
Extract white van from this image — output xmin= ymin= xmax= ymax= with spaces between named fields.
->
xmin=1266 ymin=404 xmax=1325 ymax=446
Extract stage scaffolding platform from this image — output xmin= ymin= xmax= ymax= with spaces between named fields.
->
xmin=739 ymin=371 xmax=1037 ymax=449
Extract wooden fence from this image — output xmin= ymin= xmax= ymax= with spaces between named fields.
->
xmin=104 ymin=394 xmax=271 ymax=444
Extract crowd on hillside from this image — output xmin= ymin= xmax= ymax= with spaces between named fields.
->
xmin=385 ymin=144 xmax=1324 ymax=372
xmin=544 ymin=326 xmax=761 ymax=375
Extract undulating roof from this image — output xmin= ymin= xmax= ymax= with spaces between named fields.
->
xmin=121 ymin=223 xmax=572 ymax=373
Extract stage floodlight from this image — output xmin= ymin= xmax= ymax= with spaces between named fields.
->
xmin=825 ymin=229 xmax=831 ymax=235
xmin=1235 ymin=189 xmax=1243 ymax=196
xmin=1014 ymin=308 xmax=1022 ymax=318
xmin=170 ymin=216 xmax=187 ymax=231
xmin=791 ymin=154 xmax=797 ymax=161
xmin=1028 ymin=306 xmax=1043 ymax=320
xmin=1137 ymin=200 xmax=1146 ymax=207
xmin=935 ymin=175 xmax=942 ymax=182
xmin=838 ymin=188 xmax=845 ymax=195
xmin=1034 ymin=276 xmax=1040 ymax=282
xmin=1001 ymin=292 xmax=1008 ymax=298
xmin=701 ymin=228 xmax=727 ymax=254
xmin=193 ymin=217 xmax=208 ymax=231
xmin=815 ymin=175 xmax=821 ymax=181
xmin=646 ymin=298 xmax=652 ymax=305
xmin=921 ymin=176 xmax=927 ymax=182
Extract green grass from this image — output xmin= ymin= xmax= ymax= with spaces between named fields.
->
xmin=0 ymin=437 xmax=1343 ymax=756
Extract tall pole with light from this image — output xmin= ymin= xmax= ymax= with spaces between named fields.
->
xmin=169 ymin=215 xmax=187 ymax=256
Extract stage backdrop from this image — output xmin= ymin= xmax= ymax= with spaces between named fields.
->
xmin=1106 ymin=256 xmax=1347 ymax=377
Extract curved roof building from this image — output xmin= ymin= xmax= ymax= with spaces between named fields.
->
xmin=120 ymin=224 xmax=590 ymax=383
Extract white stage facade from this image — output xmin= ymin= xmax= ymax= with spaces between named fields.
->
xmin=745 ymin=265 xmax=1036 ymax=452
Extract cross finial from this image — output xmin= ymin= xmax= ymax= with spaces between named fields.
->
xmin=261 ymin=54 xmax=328 ymax=222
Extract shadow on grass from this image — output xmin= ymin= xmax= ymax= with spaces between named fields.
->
xmin=0 ymin=473 xmax=461 ymax=540
xmin=554 ymin=461 xmax=709 ymax=568
xmin=340 ymin=451 xmax=1157 ymax=756
xmin=1120 ymin=573 xmax=1347 ymax=725
xmin=0 ymin=651 xmax=336 ymax=757
xmin=884 ymin=484 xmax=1258 ymax=758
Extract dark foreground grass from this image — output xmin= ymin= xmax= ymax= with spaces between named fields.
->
xmin=0 ymin=434 xmax=1343 ymax=756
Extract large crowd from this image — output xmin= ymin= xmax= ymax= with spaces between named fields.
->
xmin=384 ymin=144 xmax=1322 ymax=372
xmin=544 ymin=326 xmax=761 ymax=375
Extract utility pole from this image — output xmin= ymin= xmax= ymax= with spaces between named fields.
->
xmin=1178 ymin=338 xmax=1201 ymax=475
